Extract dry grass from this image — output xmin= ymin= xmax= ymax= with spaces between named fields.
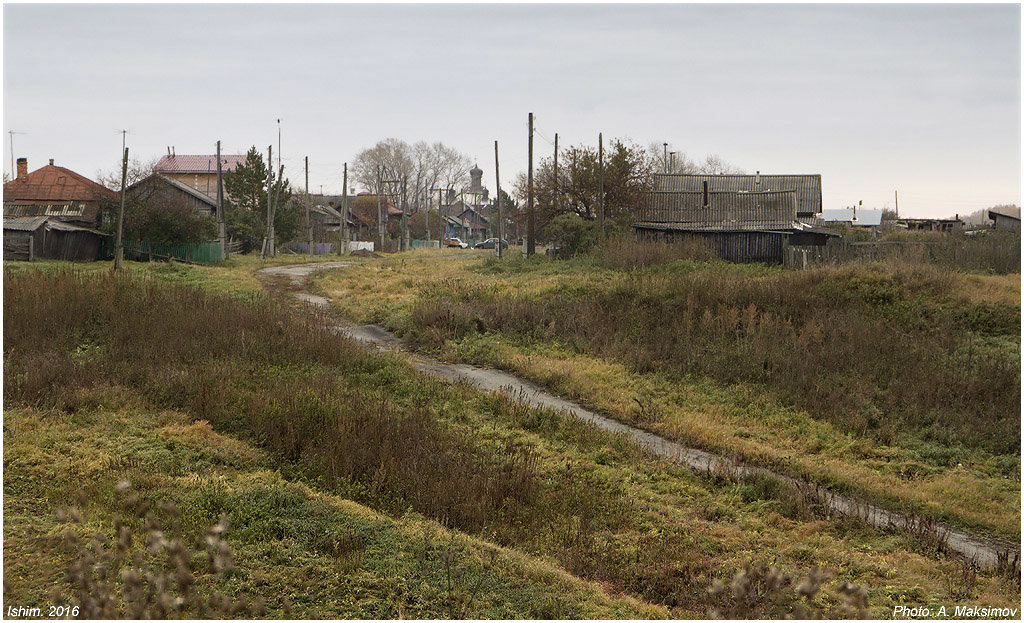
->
xmin=8 ymin=267 xmax=1019 ymax=616
xmin=314 ymin=253 xmax=1021 ymax=540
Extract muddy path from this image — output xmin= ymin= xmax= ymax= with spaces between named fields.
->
xmin=259 ymin=261 xmax=1018 ymax=568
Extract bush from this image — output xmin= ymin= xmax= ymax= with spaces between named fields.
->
xmin=541 ymin=213 xmax=600 ymax=255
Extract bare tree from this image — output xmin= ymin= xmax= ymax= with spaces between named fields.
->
xmin=96 ymin=157 xmax=158 ymax=190
xmin=352 ymin=139 xmax=472 ymax=212
xmin=645 ymin=142 xmax=743 ymax=174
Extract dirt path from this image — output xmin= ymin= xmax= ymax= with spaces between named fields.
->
xmin=260 ymin=261 xmax=1017 ymax=568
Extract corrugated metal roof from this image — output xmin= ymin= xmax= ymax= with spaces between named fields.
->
xmin=4 ymin=216 xmax=49 ymax=231
xmin=45 ymin=220 xmax=110 ymax=235
xmin=3 ymin=164 xmax=115 ymax=202
xmin=655 ymin=173 xmax=822 ymax=215
xmin=989 ymin=206 xmax=1021 ymax=220
xmin=642 ymin=189 xmax=797 ymax=230
xmin=821 ymin=208 xmax=883 ymax=226
xmin=154 ymin=154 xmax=247 ymax=173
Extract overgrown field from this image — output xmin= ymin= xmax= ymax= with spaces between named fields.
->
xmin=314 ymin=248 xmax=1021 ymax=540
xmin=6 ymin=266 xmax=1020 ymax=616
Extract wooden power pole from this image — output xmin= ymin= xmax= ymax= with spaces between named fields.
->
xmin=599 ymin=132 xmax=605 ymax=237
xmin=553 ymin=133 xmax=558 ymax=216
xmin=340 ymin=162 xmax=348 ymax=255
xmin=264 ymin=145 xmax=273 ymax=258
xmin=494 ymin=140 xmax=503 ymax=260
xmin=216 ymin=141 xmax=227 ymax=260
xmin=113 ymin=147 xmax=128 ymax=271
xmin=527 ymin=112 xmax=535 ymax=256
xmin=305 ymin=156 xmax=312 ymax=258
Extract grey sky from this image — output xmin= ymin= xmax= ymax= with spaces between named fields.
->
xmin=4 ymin=3 xmax=1020 ymax=218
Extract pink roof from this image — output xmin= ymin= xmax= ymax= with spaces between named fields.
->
xmin=154 ymin=154 xmax=247 ymax=173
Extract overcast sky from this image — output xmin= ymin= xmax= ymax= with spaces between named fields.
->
xmin=3 ymin=3 xmax=1020 ymax=218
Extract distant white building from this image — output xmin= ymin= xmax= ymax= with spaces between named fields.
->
xmin=821 ymin=207 xmax=883 ymax=228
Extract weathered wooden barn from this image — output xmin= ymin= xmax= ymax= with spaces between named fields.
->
xmin=633 ymin=173 xmax=833 ymax=263
xmin=988 ymin=207 xmax=1020 ymax=232
xmin=128 ymin=173 xmax=220 ymax=217
xmin=4 ymin=216 xmax=110 ymax=261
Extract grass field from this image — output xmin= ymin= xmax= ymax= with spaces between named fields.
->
xmin=4 ymin=253 xmax=1020 ymax=617
xmin=314 ymin=249 xmax=1021 ymax=541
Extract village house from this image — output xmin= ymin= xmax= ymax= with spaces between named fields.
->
xmin=153 ymin=152 xmax=246 ymax=201
xmin=3 ymin=158 xmax=115 ymax=261
xmin=633 ymin=172 xmax=834 ymax=263
xmin=3 ymin=157 xmax=116 ymax=228
xmin=127 ymin=173 xmax=220 ymax=217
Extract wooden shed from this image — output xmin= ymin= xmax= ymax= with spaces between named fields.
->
xmin=4 ymin=216 xmax=109 ymax=261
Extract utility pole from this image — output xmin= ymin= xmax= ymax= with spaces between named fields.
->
xmin=599 ymin=133 xmax=605 ymax=237
xmin=401 ymin=175 xmax=410 ymax=252
xmin=527 ymin=112 xmax=535 ymax=256
xmin=553 ymin=133 xmax=558 ymax=217
xmin=494 ymin=140 xmax=502 ymax=260
xmin=216 ymin=141 xmax=227 ymax=260
xmin=305 ymin=156 xmax=313 ymax=258
xmin=377 ymin=166 xmax=385 ymax=251
xmin=339 ymin=162 xmax=348 ymax=255
xmin=430 ymin=186 xmax=446 ymax=245
xmin=264 ymin=145 xmax=273 ymax=258
xmin=270 ymin=163 xmax=284 ymax=257
xmin=113 ymin=147 xmax=128 ymax=271
xmin=895 ymin=190 xmax=899 ymax=219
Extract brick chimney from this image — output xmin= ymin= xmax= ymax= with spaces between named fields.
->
xmin=49 ymin=159 xmax=54 ymax=166
xmin=16 ymin=157 xmax=27 ymax=179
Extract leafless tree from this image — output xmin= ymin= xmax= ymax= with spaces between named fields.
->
xmin=96 ymin=157 xmax=158 ymax=191
xmin=645 ymin=142 xmax=744 ymax=175
xmin=352 ymin=139 xmax=472 ymax=211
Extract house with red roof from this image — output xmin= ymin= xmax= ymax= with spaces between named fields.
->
xmin=153 ymin=152 xmax=247 ymax=202
xmin=3 ymin=157 xmax=116 ymax=228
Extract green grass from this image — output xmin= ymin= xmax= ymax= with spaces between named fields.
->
xmin=313 ymin=251 xmax=1021 ymax=540
xmin=3 ymin=404 xmax=663 ymax=619
xmin=5 ymin=266 xmax=1021 ymax=617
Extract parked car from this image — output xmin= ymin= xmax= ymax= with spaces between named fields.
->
xmin=474 ymin=238 xmax=509 ymax=249
xmin=443 ymin=237 xmax=468 ymax=248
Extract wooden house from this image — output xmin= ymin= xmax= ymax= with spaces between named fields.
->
xmin=153 ymin=153 xmax=246 ymax=201
xmin=128 ymin=173 xmax=220 ymax=217
xmin=633 ymin=172 xmax=833 ymax=263
xmin=3 ymin=158 xmax=116 ymax=228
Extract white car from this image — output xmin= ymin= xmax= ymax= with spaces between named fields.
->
xmin=443 ymin=237 xmax=469 ymax=248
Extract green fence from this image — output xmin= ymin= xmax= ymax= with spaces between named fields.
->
xmin=101 ymin=239 xmax=224 ymax=264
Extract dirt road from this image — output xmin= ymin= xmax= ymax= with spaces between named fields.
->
xmin=260 ymin=261 xmax=1018 ymax=568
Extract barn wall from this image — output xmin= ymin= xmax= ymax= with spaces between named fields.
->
xmin=635 ymin=227 xmax=787 ymax=263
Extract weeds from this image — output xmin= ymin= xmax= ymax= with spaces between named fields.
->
xmin=707 ymin=562 xmax=869 ymax=619
xmin=54 ymin=481 xmax=264 ymax=619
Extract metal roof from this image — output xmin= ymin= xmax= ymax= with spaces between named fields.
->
xmin=989 ymin=206 xmax=1021 ymax=221
xmin=154 ymin=154 xmax=247 ymax=173
xmin=3 ymin=164 xmax=116 ymax=202
xmin=654 ymin=173 xmax=822 ymax=215
xmin=3 ymin=215 xmax=108 ymax=235
xmin=4 ymin=216 xmax=49 ymax=231
xmin=821 ymin=208 xmax=883 ymax=226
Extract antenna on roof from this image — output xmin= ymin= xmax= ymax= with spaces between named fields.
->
xmin=8 ymin=130 xmax=26 ymax=179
